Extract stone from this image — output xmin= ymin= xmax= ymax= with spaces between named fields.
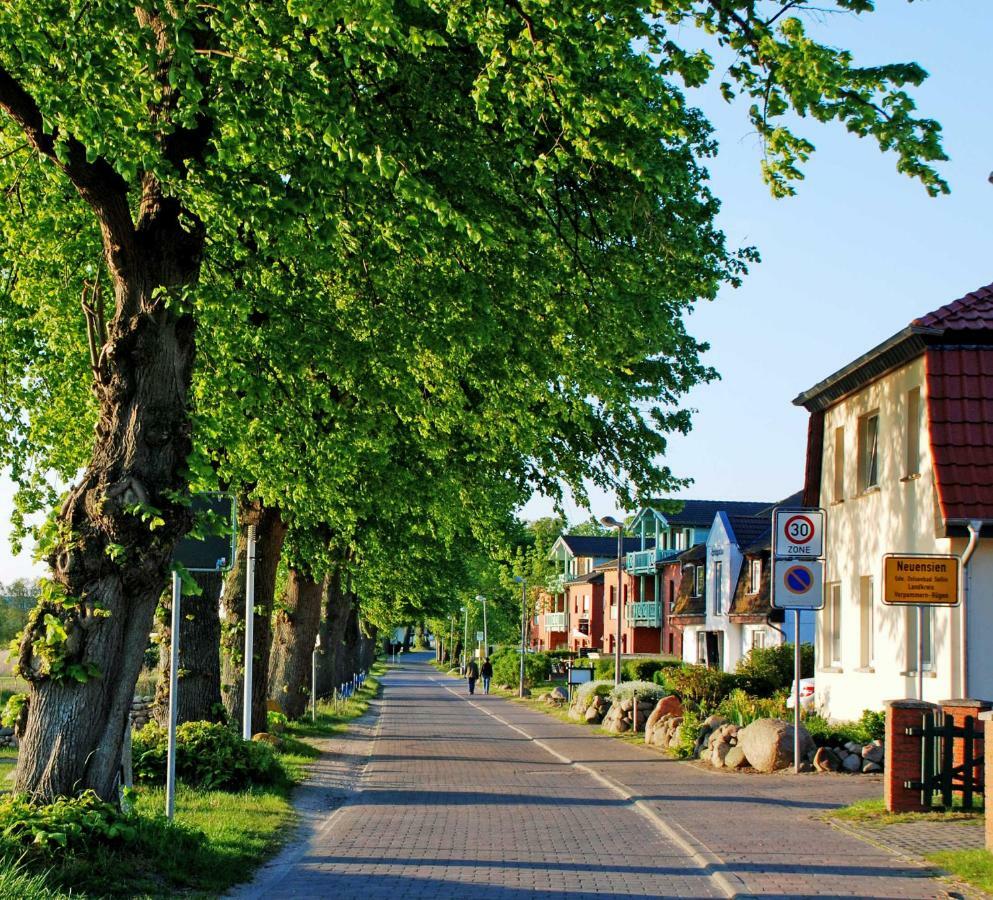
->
xmin=0 ymin=727 xmax=13 ymax=738
xmin=861 ymin=743 xmax=884 ymax=765
xmin=550 ymin=687 xmax=568 ymax=701
xmin=862 ymin=761 xmax=883 ymax=774
xmin=737 ymin=718 xmax=815 ymax=773
xmin=813 ymin=747 xmax=841 ymax=773
xmin=645 ymin=696 xmax=683 ymax=740
xmin=252 ymin=732 xmax=282 ymax=748
xmin=703 ymin=714 xmax=729 ymax=732
xmin=844 ymin=741 xmax=862 ymax=754
xmin=841 ymin=753 xmax=862 ymax=773
xmin=668 ymin=726 xmax=683 ymax=749
xmin=585 ymin=705 xmax=603 ymax=724
xmin=725 ymin=745 xmax=748 ymax=769
xmin=620 ymin=698 xmax=634 ymax=713
xmin=711 ymin=740 xmax=732 ymax=768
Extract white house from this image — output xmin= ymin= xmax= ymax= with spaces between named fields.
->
xmin=794 ymin=280 xmax=993 ymax=721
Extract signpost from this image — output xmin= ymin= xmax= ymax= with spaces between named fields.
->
xmin=166 ymin=493 xmax=235 ymax=821
xmin=771 ymin=506 xmax=826 ymax=774
xmin=882 ymin=553 xmax=960 ymax=701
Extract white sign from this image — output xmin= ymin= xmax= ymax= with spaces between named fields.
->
xmin=476 ymin=631 xmax=484 ymax=641
xmin=774 ymin=508 xmax=825 ymax=559
xmin=772 ymin=559 xmax=825 ymax=610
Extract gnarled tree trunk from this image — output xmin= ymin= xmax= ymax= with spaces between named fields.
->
xmin=316 ymin=565 xmax=349 ymax=696
xmin=154 ymin=569 xmax=224 ymax=726
xmin=267 ymin=568 xmax=323 ymax=719
xmin=219 ymin=498 xmax=286 ymax=734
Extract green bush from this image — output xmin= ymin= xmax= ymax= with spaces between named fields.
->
xmin=674 ymin=708 xmax=701 ymax=759
xmin=622 ymin=658 xmax=672 ymax=682
xmin=491 ymin=651 xmax=552 ymax=687
xmin=594 ymin=658 xmax=625 ymax=681
xmin=609 ymin=681 xmax=668 ymax=704
xmin=716 ymin=688 xmax=788 ymax=728
xmin=735 ymin=643 xmax=814 ymax=696
xmin=667 ymin=664 xmax=739 ymax=713
xmin=652 ymin=660 xmax=687 ymax=692
xmin=0 ymin=791 xmax=137 ymax=856
xmin=802 ymin=708 xmax=885 ymax=747
xmin=133 ymin=721 xmax=282 ymax=790
xmin=267 ymin=710 xmax=288 ymax=734
xmin=572 ymin=679 xmax=615 ymax=712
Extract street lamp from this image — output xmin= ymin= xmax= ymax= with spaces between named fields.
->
xmin=601 ymin=515 xmax=625 ymax=687
xmin=475 ymin=594 xmax=487 ymax=658
xmin=513 ymin=576 xmax=527 ymax=697
xmin=462 ymin=605 xmax=469 ymax=673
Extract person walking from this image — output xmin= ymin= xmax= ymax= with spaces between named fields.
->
xmin=480 ymin=657 xmax=493 ymax=695
xmin=465 ymin=658 xmax=479 ymax=695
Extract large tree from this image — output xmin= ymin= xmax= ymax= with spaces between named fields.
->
xmin=0 ymin=1 xmax=946 ymax=800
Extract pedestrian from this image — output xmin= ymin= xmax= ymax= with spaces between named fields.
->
xmin=480 ymin=656 xmax=493 ymax=695
xmin=465 ymin=658 xmax=479 ymax=695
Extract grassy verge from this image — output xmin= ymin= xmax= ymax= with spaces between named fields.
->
xmin=0 ymin=659 xmax=386 ymax=898
xmin=925 ymin=849 xmax=993 ymax=894
xmin=829 ymin=796 xmax=983 ymax=826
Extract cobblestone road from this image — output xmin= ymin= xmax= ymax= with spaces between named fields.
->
xmin=235 ymin=655 xmax=964 ymax=899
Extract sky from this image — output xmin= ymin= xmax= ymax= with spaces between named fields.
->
xmin=1 ymin=1 xmax=991 ymax=580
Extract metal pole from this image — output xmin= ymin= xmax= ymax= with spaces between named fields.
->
xmin=794 ymin=609 xmax=801 ymax=774
xmin=166 ymin=570 xmax=181 ymax=820
xmin=449 ymin=616 xmax=455 ymax=665
xmin=242 ymin=525 xmax=257 ymax=741
xmin=311 ymin=636 xmax=319 ymax=723
xmin=918 ymin=605 xmax=925 ymax=702
xmin=519 ymin=579 xmax=527 ymax=698
xmin=463 ymin=605 xmax=469 ymax=670
xmin=615 ymin=526 xmax=622 ymax=687
xmin=482 ymin=597 xmax=488 ymax=658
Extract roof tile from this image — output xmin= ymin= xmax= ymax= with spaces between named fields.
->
xmin=915 ymin=283 xmax=993 ymax=330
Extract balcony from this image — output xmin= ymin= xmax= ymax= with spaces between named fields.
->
xmin=625 ymin=547 xmax=684 ymax=574
xmin=625 ymin=601 xmax=661 ymax=626
xmin=545 ymin=611 xmax=567 ymax=631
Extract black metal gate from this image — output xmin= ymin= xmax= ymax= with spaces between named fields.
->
xmin=905 ymin=711 xmax=984 ymax=809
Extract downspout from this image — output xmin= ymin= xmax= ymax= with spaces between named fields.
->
xmin=959 ymin=521 xmax=983 ymax=697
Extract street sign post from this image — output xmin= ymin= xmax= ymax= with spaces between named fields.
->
xmin=771 ymin=506 xmax=826 ymax=774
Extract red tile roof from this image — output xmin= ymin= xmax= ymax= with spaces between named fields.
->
xmin=926 ymin=347 xmax=993 ymax=522
xmin=915 ymin=282 xmax=993 ymax=330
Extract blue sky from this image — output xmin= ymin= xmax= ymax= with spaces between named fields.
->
xmin=2 ymin=1 xmax=991 ymax=578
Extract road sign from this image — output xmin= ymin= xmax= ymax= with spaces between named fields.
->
xmin=774 ymin=508 xmax=825 ymax=559
xmin=476 ymin=631 xmax=484 ymax=641
xmin=883 ymin=554 xmax=960 ymax=606
xmin=772 ymin=559 xmax=824 ymax=610
xmin=173 ymin=493 xmax=236 ymax=572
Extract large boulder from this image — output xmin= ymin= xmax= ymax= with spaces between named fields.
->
xmin=737 ymin=718 xmax=814 ymax=773
xmin=550 ymin=687 xmax=568 ymax=701
xmin=585 ymin=705 xmax=604 ymax=724
xmin=813 ymin=746 xmax=841 ymax=773
xmin=725 ymin=745 xmax=748 ymax=769
xmin=645 ymin=696 xmax=683 ymax=743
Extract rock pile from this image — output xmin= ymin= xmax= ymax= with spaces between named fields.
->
xmin=538 ymin=687 xmax=568 ymax=707
xmin=644 ymin=696 xmax=684 ymax=751
xmin=0 ymin=726 xmax=15 ymax=749
xmin=602 ymin=696 xmax=656 ymax=733
xmin=130 ymin=696 xmax=155 ymax=731
xmin=570 ymin=692 xmax=610 ymax=724
xmin=813 ymin=739 xmax=884 ymax=774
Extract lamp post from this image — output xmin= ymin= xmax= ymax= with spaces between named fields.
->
xmin=514 ymin=576 xmax=527 ymax=697
xmin=462 ymin=605 xmax=469 ymax=673
xmin=601 ymin=516 xmax=625 ymax=687
xmin=476 ymin=594 xmax=487 ymax=658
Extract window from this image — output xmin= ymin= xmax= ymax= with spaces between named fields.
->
xmin=714 ymin=561 xmax=724 ymax=615
xmin=823 ymin=583 xmax=842 ymax=667
xmin=583 ymin=594 xmax=590 ymax=612
xmin=905 ymin=387 xmax=921 ymax=478
xmin=858 ymin=411 xmax=880 ymax=491
xmin=751 ymin=630 xmax=766 ymax=651
xmin=668 ymin=581 xmax=676 ymax=612
xmin=749 ymin=558 xmax=762 ymax=594
xmin=833 ymin=426 xmax=845 ymax=502
xmin=859 ymin=576 xmax=874 ymax=668
xmin=694 ymin=565 xmax=705 ymax=597
xmin=906 ymin=607 xmax=935 ymax=673
xmin=696 ymin=632 xmax=707 ymax=665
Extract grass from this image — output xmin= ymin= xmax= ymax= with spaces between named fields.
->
xmin=926 ymin=849 xmax=993 ymax=894
xmin=0 ymin=658 xmax=386 ymax=898
xmin=829 ymin=796 xmax=984 ymax=826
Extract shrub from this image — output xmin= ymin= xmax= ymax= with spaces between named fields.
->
xmin=133 ymin=721 xmax=281 ymax=790
xmin=652 ymin=660 xmax=687 ymax=692
xmin=491 ymin=651 xmax=552 ymax=687
xmin=622 ymin=658 xmax=672 ymax=683
xmin=573 ymin=679 xmax=614 ymax=712
xmin=609 ymin=681 xmax=668 ymax=704
xmin=267 ymin=710 xmax=288 ymax=734
xmin=667 ymin=664 xmax=739 ymax=713
xmin=0 ymin=791 xmax=136 ymax=857
xmin=593 ymin=658 xmax=617 ymax=681
xmin=674 ymin=708 xmax=701 ymax=759
xmin=716 ymin=688 xmax=788 ymax=728
xmin=735 ymin=643 xmax=815 ymax=696
xmin=802 ymin=708 xmax=886 ymax=747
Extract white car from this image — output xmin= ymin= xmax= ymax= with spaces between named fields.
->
xmin=786 ymin=677 xmax=815 ymax=710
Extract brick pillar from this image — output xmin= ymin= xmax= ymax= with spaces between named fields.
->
xmin=982 ymin=712 xmax=993 ymax=851
xmin=884 ymin=699 xmax=939 ymax=813
xmin=940 ymin=698 xmax=991 ymax=794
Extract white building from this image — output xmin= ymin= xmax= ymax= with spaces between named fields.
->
xmin=794 ymin=281 xmax=993 ymax=721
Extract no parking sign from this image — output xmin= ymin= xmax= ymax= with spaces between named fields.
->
xmin=772 ymin=559 xmax=824 ymax=610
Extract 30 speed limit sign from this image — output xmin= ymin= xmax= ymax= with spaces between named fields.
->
xmin=774 ymin=509 xmax=825 ymax=559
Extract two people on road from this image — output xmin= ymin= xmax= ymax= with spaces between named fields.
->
xmin=466 ymin=657 xmax=494 ymax=695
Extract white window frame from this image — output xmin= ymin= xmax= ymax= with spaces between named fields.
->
xmin=693 ymin=565 xmax=705 ymax=597
xmin=749 ymin=558 xmax=762 ymax=594
xmin=858 ymin=410 xmax=881 ymax=492
xmin=905 ymin=387 xmax=921 ymax=478
xmin=859 ymin=576 xmax=875 ymax=669
xmin=751 ymin=630 xmax=766 ymax=651
xmin=823 ymin=583 xmax=842 ymax=668
xmin=714 ymin=560 xmax=724 ymax=616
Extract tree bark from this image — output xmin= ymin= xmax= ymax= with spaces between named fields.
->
xmin=219 ymin=498 xmax=287 ymax=734
xmin=341 ymin=595 xmax=362 ymax=681
xmin=154 ymin=569 xmax=223 ymax=726
xmin=316 ymin=566 xmax=349 ymax=696
xmin=267 ymin=569 xmax=323 ymax=719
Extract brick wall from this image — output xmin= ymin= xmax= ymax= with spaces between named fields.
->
xmin=884 ymin=699 xmax=938 ymax=813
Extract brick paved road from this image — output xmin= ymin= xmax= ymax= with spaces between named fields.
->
xmin=236 ymin=655 xmax=963 ymax=899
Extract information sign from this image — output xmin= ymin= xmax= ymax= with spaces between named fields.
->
xmin=774 ymin=509 xmax=825 ymax=559
xmin=476 ymin=631 xmax=484 ymax=641
xmin=173 ymin=493 xmax=236 ymax=572
xmin=567 ymin=667 xmax=594 ymax=686
xmin=882 ymin=555 xmax=960 ymax=606
xmin=771 ymin=559 xmax=825 ymax=610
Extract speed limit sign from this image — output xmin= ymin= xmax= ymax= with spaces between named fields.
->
xmin=774 ymin=508 xmax=825 ymax=559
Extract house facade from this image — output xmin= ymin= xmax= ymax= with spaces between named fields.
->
xmin=794 ymin=281 xmax=993 ymax=720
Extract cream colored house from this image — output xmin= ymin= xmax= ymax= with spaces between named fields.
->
xmin=794 ymin=281 xmax=993 ymax=721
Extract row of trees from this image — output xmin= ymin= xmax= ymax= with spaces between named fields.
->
xmin=0 ymin=1 xmax=945 ymax=802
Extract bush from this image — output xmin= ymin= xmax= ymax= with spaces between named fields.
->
xmin=267 ymin=710 xmax=288 ymax=734
xmin=622 ymin=658 xmax=673 ymax=683
xmin=716 ymin=688 xmax=788 ymax=728
xmin=132 ymin=721 xmax=282 ymax=790
xmin=0 ymin=791 xmax=137 ymax=857
xmin=803 ymin=708 xmax=886 ymax=747
xmin=674 ymin=708 xmax=701 ymax=759
xmin=609 ymin=681 xmax=668 ymax=704
xmin=652 ymin=660 xmax=686 ymax=691
xmin=593 ymin=658 xmax=617 ymax=681
xmin=491 ymin=651 xmax=552 ymax=687
xmin=572 ymin=679 xmax=614 ymax=712
xmin=735 ymin=643 xmax=814 ymax=697
xmin=667 ymin=664 xmax=739 ymax=713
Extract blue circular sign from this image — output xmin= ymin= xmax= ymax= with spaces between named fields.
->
xmin=785 ymin=565 xmax=813 ymax=594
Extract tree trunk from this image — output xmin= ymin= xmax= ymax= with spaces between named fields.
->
xmin=219 ymin=498 xmax=287 ymax=734
xmin=267 ymin=569 xmax=323 ymax=719
xmin=154 ymin=569 xmax=223 ymax=726
xmin=14 ymin=204 xmax=204 ymax=801
xmin=316 ymin=566 xmax=349 ymax=696
xmin=341 ymin=596 xmax=361 ymax=681
xmin=361 ymin=623 xmax=377 ymax=671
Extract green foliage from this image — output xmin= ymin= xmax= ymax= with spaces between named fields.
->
xmin=0 ymin=855 xmax=67 ymax=899
xmin=266 ymin=711 xmax=288 ymax=735
xmin=0 ymin=791 xmax=136 ymax=855
xmin=594 ymin=658 xmax=620 ymax=681
xmin=716 ymin=689 xmax=788 ymax=728
xmin=674 ymin=708 xmax=702 ymax=759
xmin=573 ymin=679 xmax=615 ymax=712
xmin=132 ymin=722 xmax=281 ymax=791
xmin=667 ymin=665 xmax=739 ymax=713
xmin=803 ymin=708 xmax=886 ymax=746
xmin=622 ymin=658 xmax=674 ymax=683
xmin=734 ymin=642 xmax=814 ymax=696
xmin=490 ymin=649 xmax=551 ymax=687
xmin=1 ymin=691 xmax=27 ymax=729
xmin=608 ymin=681 xmax=668 ymax=704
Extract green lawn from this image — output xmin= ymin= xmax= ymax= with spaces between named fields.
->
xmin=829 ymin=796 xmax=984 ymax=826
xmin=926 ymin=849 xmax=993 ymax=894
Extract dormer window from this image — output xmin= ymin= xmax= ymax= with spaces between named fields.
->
xmin=693 ymin=565 xmax=705 ymax=597
xmin=749 ymin=558 xmax=762 ymax=594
